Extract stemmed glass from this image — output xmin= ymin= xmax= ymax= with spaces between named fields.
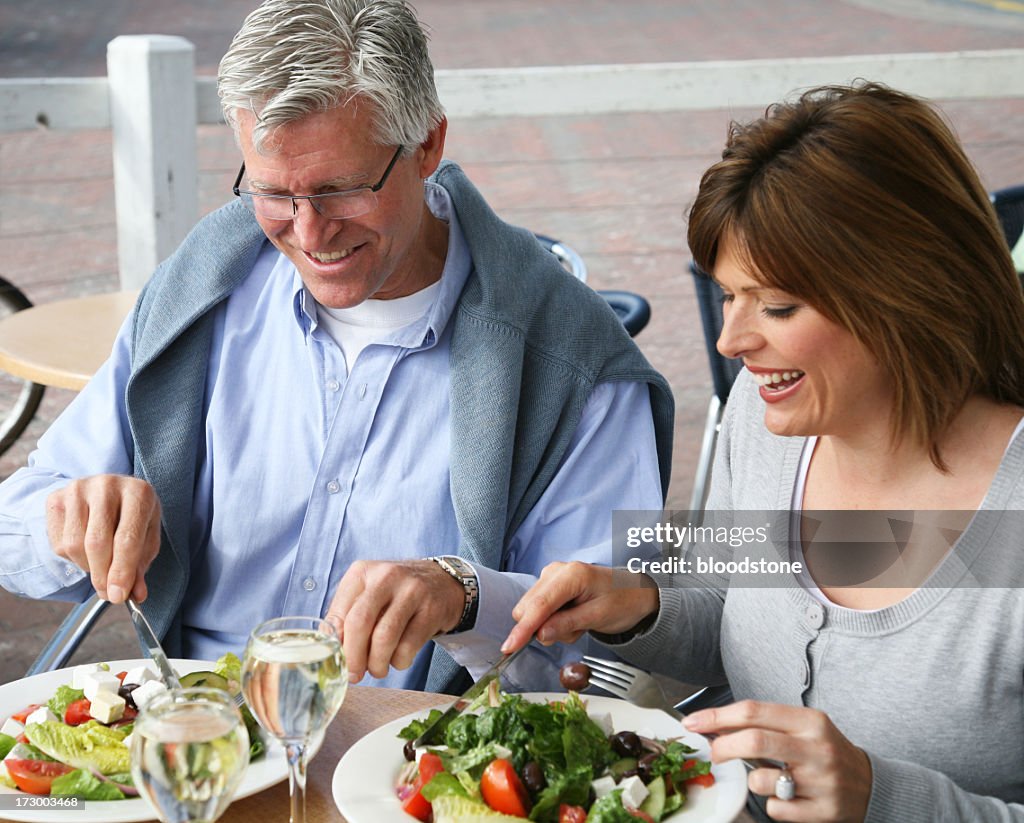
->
xmin=242 ymin=616 xmax=348 ymax=823
xmin=130 ymin=687 xmax=250 ymax=823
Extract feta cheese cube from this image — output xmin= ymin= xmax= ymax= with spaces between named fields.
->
xmin=591 ymin=775 xmax=617 ymax=799
xmin=72 ymin=663 xmax=103 ymax=690
xmin=619 ymin=775 xmax=649 ymax=811
xmin=89 ymin=691 xmax=126 ymax=724
xmin=25 ymin=707 xmax=57 ymax=726
xmin=590 ymin=712 xmax=614 ymax=736
xmin=493 ymin=744 xmax=513 ymax=760
xmin=122 ymin=665 xmax=157 ymax=687
xmin=130 ymin=680 xmax=169 ymax=710
xmin=82 ymin=670 xmax=122 ymax=702
xmin=0 ymin=718 xmax=25 ymax=738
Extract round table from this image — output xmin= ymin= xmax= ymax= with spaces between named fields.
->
xmin=0 ymin=291 xmax=139 ymax=391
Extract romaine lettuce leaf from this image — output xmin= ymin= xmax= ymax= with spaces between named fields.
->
xmin=47 ymin=685 xmax=85 ymax=719
xmin=50 ymin=768 xmax=126 ymax=801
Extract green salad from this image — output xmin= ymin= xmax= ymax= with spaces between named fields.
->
xmin=0 ymin=653 xmax=264 ymax=801
xmin=394 ymin=691 xmax=714 ymax=823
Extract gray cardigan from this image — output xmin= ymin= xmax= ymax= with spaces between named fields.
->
xmin=124 ymin=161 xmax=674 ymax=693
xmin=613 ymin=369 xmax=1024 ymax=821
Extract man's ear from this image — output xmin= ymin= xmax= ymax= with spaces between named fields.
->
xmin=416 ymin=117 xmax=448 ymax=178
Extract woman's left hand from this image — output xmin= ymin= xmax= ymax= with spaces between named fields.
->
xmin=683 ymin=700 xmax=872 ymax=823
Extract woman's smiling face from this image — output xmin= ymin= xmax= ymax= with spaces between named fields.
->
xmin=713 ymin=236 xmax=894 ymax=440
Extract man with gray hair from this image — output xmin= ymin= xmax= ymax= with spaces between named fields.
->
xmin=0 ymin=0 xmax=673 ymax=694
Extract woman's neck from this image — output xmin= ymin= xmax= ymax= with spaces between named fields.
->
xmin=805 ymin=395 xmax=1023 ymax=511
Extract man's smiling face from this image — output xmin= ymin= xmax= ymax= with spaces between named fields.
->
xmin=235 ymin=101 xmax=447 ymax=309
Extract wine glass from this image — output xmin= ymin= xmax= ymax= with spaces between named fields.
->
xmin=130 ymin=687 xmax=250 ymax=823
xmin=242 ymin=616 xmax=348 ymax=823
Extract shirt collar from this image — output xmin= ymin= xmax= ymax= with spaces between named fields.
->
xmin=286 ymin=181 xmax=472 ymax=349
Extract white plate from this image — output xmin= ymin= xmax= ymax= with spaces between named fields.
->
xmin=332 ymin=692 xmax=748 ymax=823
xmin=0 ymin=658 xmax=287 ymax=823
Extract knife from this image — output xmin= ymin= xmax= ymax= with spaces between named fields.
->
xmin=413 ymin=644 xmax=529 ymax=747
xmin=126 ymin=597 xmax=182 ymax=690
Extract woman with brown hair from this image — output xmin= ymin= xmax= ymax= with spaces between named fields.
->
xmin=504 ymin=83 xmax=1024 ymax=821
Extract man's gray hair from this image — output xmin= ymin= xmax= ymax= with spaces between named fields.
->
xmin=218 ymin=0 xmax=444 ymax=153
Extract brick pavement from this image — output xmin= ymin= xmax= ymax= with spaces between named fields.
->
xmin=1 ymin=0 xmax=1023 ymax=684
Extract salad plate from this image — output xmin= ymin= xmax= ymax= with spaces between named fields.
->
xmin=0 ymin=658 xmax=287 ymax=823
xmin=331 ymin=691 xmax=748 ymax=823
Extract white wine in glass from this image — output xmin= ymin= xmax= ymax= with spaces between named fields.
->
xmin=131 ymin=687 xmax=250 ymax=823
xmin=242 ymin=616 xmax=347 ymax=823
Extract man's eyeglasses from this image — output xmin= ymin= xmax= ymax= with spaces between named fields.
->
xmin=232 ymin=145 xmax=404 ymax=221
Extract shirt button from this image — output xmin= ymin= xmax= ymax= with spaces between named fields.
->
xmin=326 ymin=379 xmax=340 ymax=392
xmin=64 ymin=564 xmax=75 ymax=577
xmin=327 ymin=480 xmax=341 ymax=494
xmin=358 ymin=384 xmax=368 ymax=400
xmin=303 ymin=577 xmax=317 ymax=591
xmin=804 ymin=602 xmax=825 ymax=629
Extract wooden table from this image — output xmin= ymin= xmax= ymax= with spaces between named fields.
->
xmin=0 ymin=291 xmax=139 ymax=390
xmin=219 ymin=686 xmax=756 ymax=823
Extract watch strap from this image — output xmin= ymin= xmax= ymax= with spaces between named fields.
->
xmin=430 ymin=555 xmax=480 ymax=633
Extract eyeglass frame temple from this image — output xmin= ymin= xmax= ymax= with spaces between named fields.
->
xmin=231 ymin=144 xmax=405 ymax=207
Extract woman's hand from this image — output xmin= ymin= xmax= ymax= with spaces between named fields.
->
xmin=501 ymin=561 xmax=659 ymax=653
xmin=684 ymin=700 xmax=872 ymax=823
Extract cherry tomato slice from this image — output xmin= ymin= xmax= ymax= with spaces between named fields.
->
xmin=63 ymin=698 xmax=92 ymax=726
xmin=5 ymin=759 xmax=75 ymax=795
xmin=9 ymin=704 xmax=42 ymax=724
xmin=559 ymin=803 xmax=588 ymax=823
xmin=481 ymin=759 xmax=531 ymax=818
xmin=399 ymin=752 xmax=445 ymax=821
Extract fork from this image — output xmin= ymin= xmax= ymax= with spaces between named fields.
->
xmin=582 ymin=655 xmax=785 ymax=772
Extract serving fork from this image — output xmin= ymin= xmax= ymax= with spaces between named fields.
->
xmin=582 ymin=655 xmax=785 ymax=772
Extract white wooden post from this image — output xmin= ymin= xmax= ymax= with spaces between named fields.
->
xmin=106 ymin=36 xmax=198 ymax=290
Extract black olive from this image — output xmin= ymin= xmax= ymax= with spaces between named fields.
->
xmin=610 ymin=730 xmax=642 ymax=757
xmin=403 ymin=739 xmax=416 ymax=762
xmin=118 ymin=683 xmax=140 ymax=711
xmin=637 ymin=752 xmax=660 ymax=783
xmin=559 ymin=661 xmax=592 ymax=691
xmin=522 ymin=761 xmax=546 ymax=795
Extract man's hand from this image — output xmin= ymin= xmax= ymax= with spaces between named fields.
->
xmin=46 ymin=475 xmax=161 ymax=604
xmin=325 ymin=559 xmax=465 ymax=682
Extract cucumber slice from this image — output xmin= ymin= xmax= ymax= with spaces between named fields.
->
xmin=639 ymin=776 xmax=666 ymax=821
xmin=177 ymin=671 xmax=231 ymax=691
xmin=609 ymin=757 xmax=638 ymax=782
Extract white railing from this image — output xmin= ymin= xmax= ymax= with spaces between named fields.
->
xmin=3 ymin=37 xmax=1024 ymax=289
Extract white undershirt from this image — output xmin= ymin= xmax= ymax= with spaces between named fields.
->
xmin=790 ymin=416 xmax=1024 ymax=609
xmin=316 ymin=280 xmax=443 ymax=374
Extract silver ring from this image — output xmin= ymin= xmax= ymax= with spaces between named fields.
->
xmin=775 ymin=769 xmax=796 ymax=801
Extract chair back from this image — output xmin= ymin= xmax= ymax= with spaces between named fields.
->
xmin=690 ymin=261 xmax=742 ymax=403
xmin=991 ymin=184 xmax=1024 ymax=273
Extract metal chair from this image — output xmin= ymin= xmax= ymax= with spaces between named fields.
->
xmin=688 ymin=261 xmax=742 ymax=516
xmin=991 ymin=184 xmax=1024 ymax=272
xmin=25 ymin=593 xmax=109 ymax=676
xmin=534 ymin=234 xmax=651 ymax=338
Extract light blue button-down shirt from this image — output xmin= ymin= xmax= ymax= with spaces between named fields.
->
xmin=0 ymin=184 xmax=663 ymax=691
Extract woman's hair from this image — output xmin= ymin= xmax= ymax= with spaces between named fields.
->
xmin=217 ymin=0 xmax=444 ymax=153
xmin=688 ymin=81 xmax=1024 ymax=467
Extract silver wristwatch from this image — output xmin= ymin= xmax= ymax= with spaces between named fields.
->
xmin=430 ymin=555 xmax=480 ymax=633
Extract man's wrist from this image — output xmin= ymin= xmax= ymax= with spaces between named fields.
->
xmin=429 ymin=556 xmax=479 ymax=633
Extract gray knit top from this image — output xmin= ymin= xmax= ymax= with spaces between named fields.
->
xmin=612 ymin=369 xmax=1024 ymax=821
